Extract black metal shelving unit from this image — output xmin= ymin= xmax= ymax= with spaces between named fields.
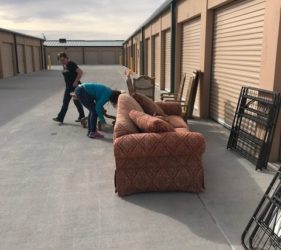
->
xmin=227 ymin=87 xmax=281 ymax=170
xmin=242 ymin=167 xmax=281 ymax=249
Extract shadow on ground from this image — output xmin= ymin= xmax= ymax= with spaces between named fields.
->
xmin=0 ymin=70 xmax=63 ymax=127
xmin=123 ymin=119 xmax=275 ymax=249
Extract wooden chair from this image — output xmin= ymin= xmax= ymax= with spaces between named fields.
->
xmin=133 ymin=76 xmax=155 ymax=101
xmin=126 ymin=75 xmax=135 ymax=96
xmin=161 ymin=73 xmax=186 ymax=102
xmin=166 ymin=70 xmax=201 ymax=121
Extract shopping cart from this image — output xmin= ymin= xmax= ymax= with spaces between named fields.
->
xmin=242 ymin=167 xmax=281 ymax=249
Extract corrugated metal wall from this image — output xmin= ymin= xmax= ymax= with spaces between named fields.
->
xmin=164 ymin=30 xmax=171 ymax=91
xmin=210 ymin=0 xmax=266 ymax=126
xmin=181 ymin=18 xmax=201 ymax=106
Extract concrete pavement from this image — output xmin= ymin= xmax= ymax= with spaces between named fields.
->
xmin=0 ymin=66 xmax=276 ymax=250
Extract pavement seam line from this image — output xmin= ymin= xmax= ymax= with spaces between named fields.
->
xmin=197 ymin=194 xmax=236 ymax=250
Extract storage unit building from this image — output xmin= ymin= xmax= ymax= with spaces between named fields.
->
xmin=0 ymin=28 xmax=44 ymax=79
xmin=123 ymin=0 xmax=281 ymax=161
xmin=44 ymin=40 xmax=124 ymax=66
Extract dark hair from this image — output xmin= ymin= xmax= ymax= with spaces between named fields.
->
xmin=110 ymin=90 xmax=122 ymax=106
xmin=58 ymin=52 xmax=68 ymax=59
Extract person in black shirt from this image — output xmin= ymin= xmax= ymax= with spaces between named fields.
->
xmin=53 ymin=52 xmax=85 ymax=124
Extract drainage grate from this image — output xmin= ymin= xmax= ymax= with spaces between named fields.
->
xmin=227 ymin=87 xmax=281 ymax=170
xmin=242 ymin=167 xmax=281 ymax=249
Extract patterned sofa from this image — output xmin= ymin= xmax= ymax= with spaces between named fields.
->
xmin=113 ymin=94 xmax=206 ymax=196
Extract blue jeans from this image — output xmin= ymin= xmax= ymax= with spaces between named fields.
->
xmin=58 ymin=88 xmax=85 ymax=122
xmin=75 ymin=86 xmax=97 ymax=133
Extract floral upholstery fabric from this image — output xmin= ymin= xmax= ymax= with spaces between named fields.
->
xmin=133 ymin=93 xmax=166 ymax=116
xmin=129 ymin=110 xmax=175 ymax=133
xmin=114 ymin=94 xmax=144 ymax=139
xmin=113 ymin=94 xmax=206 ymax=197
xmin=156 ymin=115 xmax=189 ymax=130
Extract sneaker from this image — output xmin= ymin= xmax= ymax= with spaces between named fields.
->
xmin=53 ymin=117 xmax=63 ymax=125
xmin=88 ymin=131 xmax=104 ymax=139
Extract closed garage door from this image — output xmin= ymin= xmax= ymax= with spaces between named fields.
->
xmin=152 ymin=35 xmax=160 ymax=85
xmin=210 ymin=0 xmax=266 ymax=127
xmin=164 ymin=30 xmax=171 ymax=91
xmin=102 ymin=51 xmax=115 ymax=65
xmin=33 ymin=47 xmax=40 ymax=71
xmin=132 ymin=45 xmax=136 ymax=71
xmin=85 ymin=49 xmax=99 ymax=65
xmin=17 ymin=44 xmax=25 ymax=74
xmin=145 ymin=39 xmax=151 ymax=76
xmin=181 ymin=17 xmax=201 ymax=108
xmin=133 ymin=44 xmax=138 ymax=73
xmin=67 ymin=49 xmax=83 ymax=64
xmin=126 ymin=46 xmax=130 ymax=67
xmin=1 ymin=43 xmax=14 ymax=78
xmin=25 ymin=45 xmax=33 ymax=73
xmin=49 ymin=51 xmax=59 ymax=65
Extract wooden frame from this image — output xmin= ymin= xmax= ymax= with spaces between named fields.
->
xmin=133 ymin=75 xmax=155 ymax=100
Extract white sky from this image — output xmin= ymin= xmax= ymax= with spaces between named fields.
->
xmin=0 ymin=0 xmax=167 ymax=40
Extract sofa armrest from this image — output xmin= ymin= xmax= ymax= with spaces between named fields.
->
xmin=156 ymin=101 xmax=182 ymax=116
xmin=114 ymin=131 xmax=205 ymax=160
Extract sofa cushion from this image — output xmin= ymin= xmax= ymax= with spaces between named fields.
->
xmin=174 ymin=128 xmax=189 ymax=133
xmin=114 ymin=94 xmax=144 ymax=138
xmin=155 ymin=101 xmax=182 ymax=116
xmin=167 ymin=116 xmax=189 ymax=130
xmin=156 ymin=115 xmax=189 ymax=130
xmin=129 ymin=110 xmax=174 ymax=133
xmin=132 ymin=93 xmax=166 ymax=116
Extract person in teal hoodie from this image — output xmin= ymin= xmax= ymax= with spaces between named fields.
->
xmin=74 ymin=83 xmax=121 ymax=139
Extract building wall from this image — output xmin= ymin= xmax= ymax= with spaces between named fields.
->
xmin=0 ymin=31 xmax=43 ymax=78
xmin=45 ymin=47 xmax=123 ymax=66
xmin=123 ymin=0 xmax=281 ymax=161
